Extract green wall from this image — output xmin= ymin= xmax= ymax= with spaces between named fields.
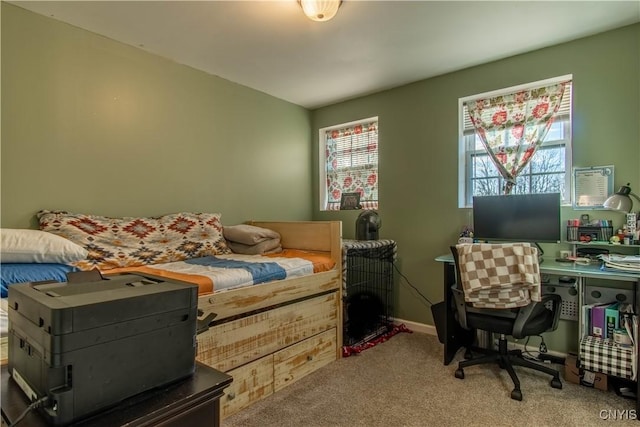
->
xmin=312 ymin=24 xmax=640 ymax=353
xmin=1 ymin=3 xmax=313 ymax=229
xmin=2 ymin=4 xmax=639 ymax=354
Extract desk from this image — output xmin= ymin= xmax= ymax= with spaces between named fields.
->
xmin=435 ymin=254 xmax=640 ymax=408
xmin=1 ymin=362 xmax=232 ymax=427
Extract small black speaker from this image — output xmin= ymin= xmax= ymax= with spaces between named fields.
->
xmin=355 ymin=210 xmax=380 ymax=240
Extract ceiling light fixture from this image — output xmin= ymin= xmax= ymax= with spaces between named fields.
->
xmin=299 ymin=0 xmax=342 ymax=22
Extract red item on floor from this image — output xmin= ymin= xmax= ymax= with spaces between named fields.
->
xmin=341 ymin=323 xmax=412 ymax=357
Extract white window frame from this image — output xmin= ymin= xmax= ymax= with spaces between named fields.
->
xmin=458 ymin=75 xmax=573 ymax=208
xmin=319 ymin=116 xmax=379 ymax=211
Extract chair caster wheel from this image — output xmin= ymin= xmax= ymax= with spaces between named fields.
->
xmin=511 ymin=389 xmax=523 ymax=401
xmin=464 ymin=349 xmax=473 ymax=360
xmin=454 ymin=368 xmax=465 ymax=379
xmin=550 ymin=378 xmax=562 ymax=389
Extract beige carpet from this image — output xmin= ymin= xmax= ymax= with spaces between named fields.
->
xmin=223 ymin=331 xmax=639 ymax=427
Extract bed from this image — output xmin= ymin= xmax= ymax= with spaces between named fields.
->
xmin=1 ymin=214 xmax=343 ymax=418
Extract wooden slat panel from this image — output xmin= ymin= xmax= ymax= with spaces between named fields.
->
xmin=0 ymin=336 xmax=7 ymax=366
xmin=273 ymin=329 xmax=336 ymax=392
xmin=220 ymin=356 xmax=274 ymax=419
xmin=197 ymin=293 xmax=339 ymax=372
xmin=198 ymin=270 xmax=340 ymax=322
xmin=245 ymin=220 xmax=343 ymax=360
xmin=247 ymin=221 xmax=342 ymax=276
xmin=248 ymin=221 xmax=341 ymax=255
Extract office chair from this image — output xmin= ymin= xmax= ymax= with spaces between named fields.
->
xmin=450 ymin=244 xmax=563 ymax=401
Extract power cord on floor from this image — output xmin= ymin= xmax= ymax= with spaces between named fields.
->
xmin=392 ymin=261 xmax=435 ymax=306
xmin=9 ymin=396 xmax=49 ymax=427
xmin=522 ymin=334 xmax=548 ymax=362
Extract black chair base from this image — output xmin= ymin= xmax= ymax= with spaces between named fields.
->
xmin=454 ymin=339 xmax=562 ymax=401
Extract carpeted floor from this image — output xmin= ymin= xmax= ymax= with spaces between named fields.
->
xmin=223 ymin=331 xmax=639 ymax=427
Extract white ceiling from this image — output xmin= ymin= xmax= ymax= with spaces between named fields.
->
xmin=9 ymin=0 xmax=640 ymax=109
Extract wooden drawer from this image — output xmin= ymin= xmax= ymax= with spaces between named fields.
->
xmin=198 ymin=269 xmax=341 ymax=323
xmin=273 ymin=328 xmax=337 ymax=392
xmin=197 ymin=292 xmax=338 ymax=372
xmin=221 ymin=356 xmax=273 ymax=419
xmin=1 ymin=336 xmax=7 ymax=366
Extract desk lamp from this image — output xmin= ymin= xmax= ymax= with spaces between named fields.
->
xmin=603 ymin=183 xmax=640 ymax=242
xmin=603 ymin=183 xmax=640 ymax=213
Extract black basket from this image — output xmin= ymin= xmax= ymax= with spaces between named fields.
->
xmin=567 ymin=226 xmax=613 ymax=242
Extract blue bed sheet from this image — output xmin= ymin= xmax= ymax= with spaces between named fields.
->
xmin=1 ymin=263 xmax=78 ymax=298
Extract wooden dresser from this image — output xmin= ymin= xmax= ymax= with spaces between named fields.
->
xmin=1 ymin=362 xmax=232 ymax=427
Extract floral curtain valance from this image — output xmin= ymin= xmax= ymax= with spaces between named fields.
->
xmin=325 ymin=122 xmax=378 ymax=210
xmin=466 ymin=82 xmax=568 ymax=194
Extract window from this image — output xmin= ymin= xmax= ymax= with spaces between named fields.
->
xmin=319 ymin=117 xmax=379 ymax=211
xmin=458 ymin=76 xmax=572 ymax=207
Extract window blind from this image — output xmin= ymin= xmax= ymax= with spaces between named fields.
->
xmin=324 ymin=121 xmax=379 ymax=210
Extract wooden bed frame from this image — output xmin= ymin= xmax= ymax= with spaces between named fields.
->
xmin=0 ymin=220 xmax=343 ymax=418
xmin=194 ymin=220 xmax=342 ymax=418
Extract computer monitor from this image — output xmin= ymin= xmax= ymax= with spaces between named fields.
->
xmin=472 ymin=193 xmax=561 ymax=244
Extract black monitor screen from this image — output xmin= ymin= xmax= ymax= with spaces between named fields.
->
xmin=472 ymin=193 xmax=561 ymax=243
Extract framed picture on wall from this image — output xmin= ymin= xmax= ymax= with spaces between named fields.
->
xmin=340 ymin=193 xmax=361 ymax=210
xmin=572 ymin=165 xmax=614 ymax=209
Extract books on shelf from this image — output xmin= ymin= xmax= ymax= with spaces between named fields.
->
xmin=605 ymin=302 xmax=620 ymax=339
xmin=582 ymin=302 xmax=598 ymax=338
xmin=583 ymin=301 xmax=633 ymax=340
xmin=591 ymin=302 xmax=616 ymax=338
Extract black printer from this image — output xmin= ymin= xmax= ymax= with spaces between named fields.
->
xmin=7 ymin=272 xmax=199 ymax=426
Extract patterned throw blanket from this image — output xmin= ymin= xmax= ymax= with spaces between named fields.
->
xmin=455 ymin=242 xmax=541 ymax=309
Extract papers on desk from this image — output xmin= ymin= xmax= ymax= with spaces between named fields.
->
xmin=603 ymin=255 xmax=640 ymax=263
xmin=599 ymin=255 xmax=640 ymax=272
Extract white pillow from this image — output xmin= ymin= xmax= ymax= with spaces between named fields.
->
xmin=1 ymin=229 xmax=89 ymax=264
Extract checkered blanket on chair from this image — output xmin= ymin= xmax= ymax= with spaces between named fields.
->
xmin=456 ymin=242 xmax=541 ymax=309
